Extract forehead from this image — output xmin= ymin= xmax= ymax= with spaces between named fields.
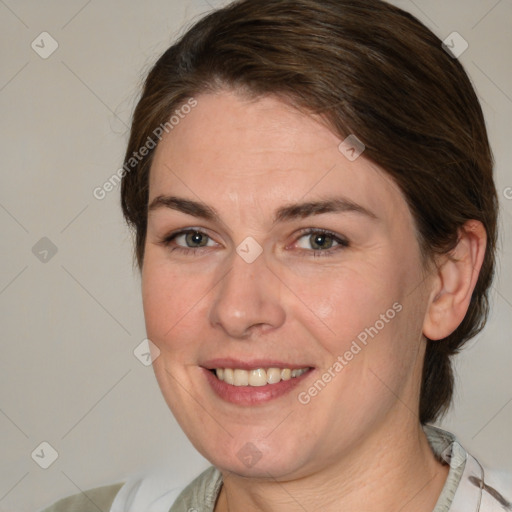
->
xmin=149 ymin=91 xmax=409 ymax=227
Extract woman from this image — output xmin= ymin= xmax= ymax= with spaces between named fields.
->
xmin=42 ymin=0 xmax=511 ymax=510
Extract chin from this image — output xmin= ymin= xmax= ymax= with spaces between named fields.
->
xmin=200 ymin=435 xmax=312 ymax=480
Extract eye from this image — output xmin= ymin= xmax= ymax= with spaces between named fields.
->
xmin=159 ymin=229 xmax=217 ymax=254
xmin=158 ymin=227 xmax=349 ymax=258
xmin=294 ymin=229 xmax=349 ymax=257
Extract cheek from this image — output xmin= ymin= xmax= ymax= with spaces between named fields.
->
xmin=292 ymin=262 xmax=401 ymax=352
xmin=294 ymin=253 xmax=423 ymax=406
xmin=141 ymin=256 xmax=204 ymax=351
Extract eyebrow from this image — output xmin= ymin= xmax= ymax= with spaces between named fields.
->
xmin=148 ymin=195 xmax=377 ymax=224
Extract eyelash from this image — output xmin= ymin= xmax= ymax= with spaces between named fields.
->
xmin=159 ymin=228 xmax=349 ymax=258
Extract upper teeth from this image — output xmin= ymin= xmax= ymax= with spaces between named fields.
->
xmin=215 ymin=367 xmax=309 ymax=386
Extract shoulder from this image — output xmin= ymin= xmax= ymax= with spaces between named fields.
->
xmin=423 ymin=425 xmax=512 ymax=510
xmin=110 ymin=465 xmax=219 ymax=512
xmin=480 ymin=466 xmax=512 ymax=510
xmin=39 ymin=483 xmax=124 ymax=512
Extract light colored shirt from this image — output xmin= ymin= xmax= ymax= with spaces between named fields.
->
xmin=40 ymin=425 xmax=512 ymax=511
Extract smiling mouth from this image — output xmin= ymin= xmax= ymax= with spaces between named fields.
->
xmin=209 ymin=367 xmax=311 ymax=386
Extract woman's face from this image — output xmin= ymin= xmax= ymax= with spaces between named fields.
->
xmin=142 ymin=90 xmax=432 ymax=479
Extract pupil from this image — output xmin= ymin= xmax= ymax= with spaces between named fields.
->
xmin=188 ymin=231 xmax=205 ymax=247
xmin=312 ymin=234 xmax=331 ymax=250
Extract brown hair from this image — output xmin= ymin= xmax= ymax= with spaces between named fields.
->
xmin=120 ymin=0 xmax=498 ymax=424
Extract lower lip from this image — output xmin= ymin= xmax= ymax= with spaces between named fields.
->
xmin=202 ymin=367 xmax=314 ymax=406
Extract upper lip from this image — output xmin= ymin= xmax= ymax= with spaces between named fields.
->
xmin=201 ymin=358 xmax=313 ymax=371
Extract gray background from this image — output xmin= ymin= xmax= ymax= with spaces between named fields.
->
xmin=0 ymin=0 xmax=511 ymax=510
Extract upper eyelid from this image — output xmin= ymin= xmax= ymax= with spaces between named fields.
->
xmin=164 ymin=227 xmax=217 ymax=243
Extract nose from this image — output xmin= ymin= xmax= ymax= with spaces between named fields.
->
xmin=208 ymin=247 xmax=286 ymax=339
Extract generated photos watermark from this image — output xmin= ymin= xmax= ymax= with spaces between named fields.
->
xmin=298 ymin=301 xmax=403 ymax=405
xmin=93 ymin=97 xmax=198 ymax=200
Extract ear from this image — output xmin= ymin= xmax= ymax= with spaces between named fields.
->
xmin=423 ymin=220 xmax=487 ymax=341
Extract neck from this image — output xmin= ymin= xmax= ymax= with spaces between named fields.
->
xmin=214 ymin=421 xmax=449 ymax=512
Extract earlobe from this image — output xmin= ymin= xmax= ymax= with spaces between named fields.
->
xmin=423 ymin=220 xmax=487 ymax=341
